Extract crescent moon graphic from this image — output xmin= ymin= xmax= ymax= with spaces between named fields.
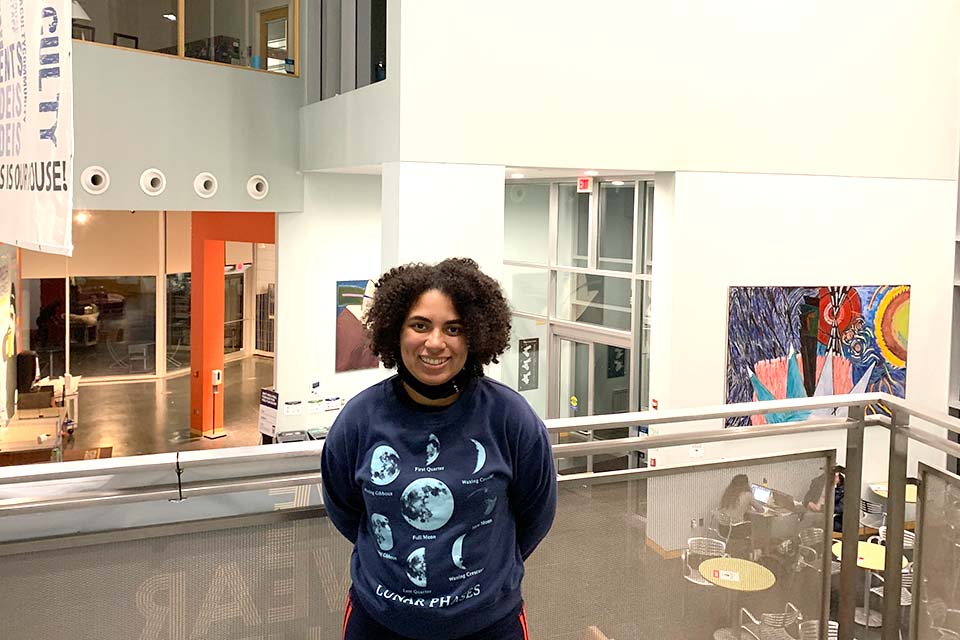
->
xmin=452 ymin=533 xmax=467 ymax=570
xmin=471 ymin=439 xmax=486 ymax=474
xmin=426 ymin=433 xmax=440 ymax=465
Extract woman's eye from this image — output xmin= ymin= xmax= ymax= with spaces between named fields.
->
xmin=411 ymin=322 xmax=428 ymax=331
xmin=446 ymin=326 xmax=462 ymax=336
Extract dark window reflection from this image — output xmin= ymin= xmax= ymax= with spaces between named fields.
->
xmin=72 ymin=0 xmax=178 ymax=55
xmin=24 ymin=279 xmax=66 ymax=378
xmin=69 ymin=277 xmax=157 ymax=377
xmin=167 ymin=273 xmax=191 ymax=369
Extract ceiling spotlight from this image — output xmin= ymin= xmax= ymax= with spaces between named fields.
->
xmin=74 ymin=211 xmax=91 ymax=225
xmin=162 ymin=13 xmax=177 ymax=21
xmin=584 ymin=170 xmax=599 ymax=177
xmin=510 ymin=173 xmax=525 ymax=179
xmin=611 ymin=180 xmax=625 ymax=186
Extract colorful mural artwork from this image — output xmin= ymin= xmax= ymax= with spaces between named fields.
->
xmin=335 ymin=280 xmax=379 ymax=373
xmin=725 ymin=285 xmax=910 ymax=427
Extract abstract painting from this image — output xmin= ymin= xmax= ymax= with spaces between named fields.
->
xmin=335 ymin=280 xmax=379 ymax=372
xmin=726 ymin=285 xmax=909 ymax=426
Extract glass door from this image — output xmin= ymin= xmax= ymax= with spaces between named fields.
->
xmin=552 ymin=332 xmax=633 ymax=474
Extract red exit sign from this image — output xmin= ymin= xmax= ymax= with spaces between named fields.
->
xmin=577 ymin=177 xmax=593 ymax=193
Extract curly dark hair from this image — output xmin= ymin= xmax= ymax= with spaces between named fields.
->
xmin=365 ymin=258 xmax=511 ymax=376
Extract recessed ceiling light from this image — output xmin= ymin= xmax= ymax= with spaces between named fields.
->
xmin=162 ymin=13 xmax=177 ymax=21
xmin=584 ymin=170 xmax=599 ymax=177
xmin=74 ymin=211 xmax=91 ymax=225
xmin=510 ymin=173 xmax=525 ymax=179
xmin=611 ymin=180 xmax=625 ymax=186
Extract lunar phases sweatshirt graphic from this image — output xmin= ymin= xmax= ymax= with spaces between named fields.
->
xmin=321 ymin=376 xmax=557 ymax=640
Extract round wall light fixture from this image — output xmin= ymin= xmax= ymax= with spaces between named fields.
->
xmin=247 ymin=174 xmax=269 ymax=200
xmin=139 ymin=168 xmax=167 ymax=196
xmin=80 ymin=165 xmax=110 ymax=195
xmin=193 ymin=172 xmax=218 ymax=198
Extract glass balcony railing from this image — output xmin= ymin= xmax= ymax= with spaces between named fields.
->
xmin=71 ymin=0 xmax=300 ymax=76
xmin=0 ymin=393 xmax=957 ymax=640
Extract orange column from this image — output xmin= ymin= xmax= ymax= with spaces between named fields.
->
xmin=190 ymin=237 xmax=226 ymax=437
xmin=189 ymin=211 xmax=275 ymax=438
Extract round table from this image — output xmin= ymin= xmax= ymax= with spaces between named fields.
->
xmin=700 ymin=557 xmax=776 ymax=638
xmin=831 ymin=541 xmax=908 ymax=627
xmin=869 ymin=483 xmax=918 ymax=503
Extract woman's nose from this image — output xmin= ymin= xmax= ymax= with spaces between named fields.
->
xmin=424 ymin=329 xmax=445 ymax=349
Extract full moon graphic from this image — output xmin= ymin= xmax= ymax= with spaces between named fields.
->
xmin=406 ymin=547 xmax=428 ymax=587
xmin=452 ymin=533 xmax=467 ymax=570
xmin=401 ymin=478 xmax=454 ymax=531
xmin=370 ymin=513 xmax=394 ymax=551
xmin=470 ymin=439 xmax=487 ymax=474
xmin=369 ymin=445 xmax=401 ymax=486
xmin=426 ymin=433 xmax=440 ymax=465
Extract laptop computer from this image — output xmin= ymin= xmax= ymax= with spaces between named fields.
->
xmin=751 ymin=483 xmax=773 ymax=505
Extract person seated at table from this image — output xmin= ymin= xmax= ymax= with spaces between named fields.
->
xmin=803 ymin=465 xmax=844 ymax=532
xmin=719 ymin=474 xmax=765 ymax=540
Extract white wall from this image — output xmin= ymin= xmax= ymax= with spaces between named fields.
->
xmin=73 ymin=42 xmax=303 ymax=212
xmin=647 ymin=172 xmax=957 ymax=477
xmin=395 ymin=1 xmax=959 ymax=181
xmin=275 ymin=173 xmax=388 ymax=424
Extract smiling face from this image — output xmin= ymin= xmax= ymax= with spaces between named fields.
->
xmin=400 ymin=289 xmax=468 ymax=388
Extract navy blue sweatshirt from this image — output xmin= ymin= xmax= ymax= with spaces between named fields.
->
xmin=321 ymin=375 xmax=557 ymax=640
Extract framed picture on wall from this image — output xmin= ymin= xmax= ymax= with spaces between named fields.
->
xmin=72 ymin=24 xmax=95 ymax=42
xmin=113 ymin=33 xmax=139 ymax=49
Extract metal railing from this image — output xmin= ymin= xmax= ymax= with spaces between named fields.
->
xmin=1 ymin=391 xmax=959 ymax=640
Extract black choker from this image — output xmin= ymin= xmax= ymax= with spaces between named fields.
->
xmin=396 ymin=359 xmax=474 ymax=401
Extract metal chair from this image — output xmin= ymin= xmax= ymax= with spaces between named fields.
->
xmin=868 ymin=525 xmax=916 ymax=550
xmin=860 ymin=498 xmax=886 ymax=529
xmin=680 ymin=536 xmax=726 ymax=617
xmin=869 ymin=564 xmax=913 ymax=640
xmin=740 ymin=603 xmax=801 ymax=640
xmin=681 ymin=536 xmax=727 ymax=585
xmin=709 ymin=508 xmax=751 ymax=545
xmin=798 ymin=620 xmax=838 ymax=640
xmin=796 ymin=527 xmax=840 ymax=575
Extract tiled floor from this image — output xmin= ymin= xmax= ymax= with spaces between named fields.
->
xmin=64 ymin=356 xmax=273 ymax=458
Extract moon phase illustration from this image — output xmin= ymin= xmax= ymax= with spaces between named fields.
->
xmin=370 ymin=513 xmax=394 ymax=551
xmin=401 ymin=478 xmax=454 ymax=531
xmin=369 ymin=445 xmax=401 ymax=486
xmin=406 ymin=547 xmax=428 ymax=587
xmin=452 ymin=533 xmax=467 ymax=570
xmin=468 ymin=486 xmax=498 ymax=516
xmin=426 ymin=433 xmax=440 ymax=465
xmin=470 ymin=439 xmax=487 ymax=474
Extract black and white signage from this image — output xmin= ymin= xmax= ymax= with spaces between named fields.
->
xmin=0 ymin=0 xmax=73 ymax=255
xmin=518 ymin=338 xmax=539 ymax=391
xmin=258 ymin=388 xmax=279 ymax=437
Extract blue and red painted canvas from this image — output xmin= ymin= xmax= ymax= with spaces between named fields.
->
xmin=725 ymin=285 xmax=910 ymax=427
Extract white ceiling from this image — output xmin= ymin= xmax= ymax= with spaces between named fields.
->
xmin=315 ymin=165 xmax=653 ymax=179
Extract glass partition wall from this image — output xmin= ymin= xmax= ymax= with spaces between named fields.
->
xmin=502 ymin=177 xmax=654 ymax=472
xmin=19 ymin=211 xmax=267 ymax=382
xmin=71 ymin=0 xmax=300 ymax=75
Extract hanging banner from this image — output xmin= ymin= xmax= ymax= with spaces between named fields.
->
xmin=518 ymin=337 xmax=539 ymax=392
xmin=0 ymin=0 xmax=73 ymax=256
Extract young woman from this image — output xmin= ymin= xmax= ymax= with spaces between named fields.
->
xmin=321 ymin=258 xmax=557 ymax=640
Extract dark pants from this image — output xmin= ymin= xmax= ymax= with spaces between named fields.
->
xmin=342 ymin=588 xmax=529 ymax=640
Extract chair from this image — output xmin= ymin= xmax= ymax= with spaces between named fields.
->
xmin=740 ymin=603 xmax=801 ymax=640
xmin=860 ymin=498 xmax=886 ymax=529
xmin=869 ymin=564 xmax=913 ymax=640
xmin=680 ymin=536 xmax=726 ymax=617
xmin=796 ymin=527 xmax=840 ymax=575
xmin=867 ymin=525 xmax=916 ymax=550
xmin=710 ymin=509 xmax=751 ymax=544
xmin=106 ymin=327 xmax=128 ymax=370
xmin=798 ymin=620 xmax=838 ymax=640
xmin=681 ymin=536 xmax=727 ymax=585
